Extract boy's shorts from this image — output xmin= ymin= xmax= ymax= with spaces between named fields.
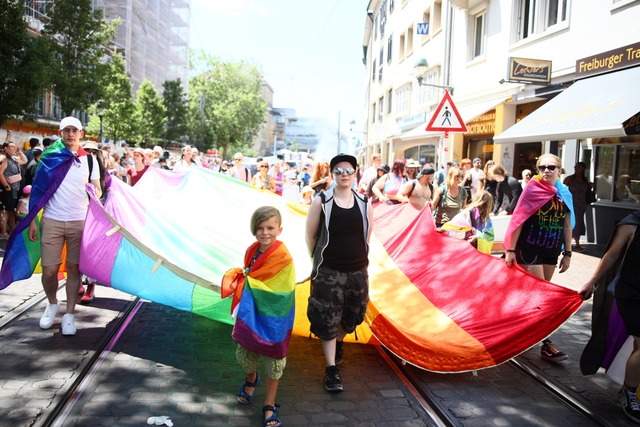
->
xmin=307 ymin=266 xmax=369 ymax=341
xmin=236 ymin=345 xmax=286 ymax=380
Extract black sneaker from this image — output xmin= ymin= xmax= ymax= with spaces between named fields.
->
xmin=324 ymin=365 xmax=343 ymax=393
xmin=619 ymin=387 xmax=640 ymax=424
xmin=541 ymin=341 xmax=568 ymax=362
xmin=335 ymin=340 xmax=344 ymax=365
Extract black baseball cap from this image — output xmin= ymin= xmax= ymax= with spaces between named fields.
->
xmin=330 ymin=153 xmax=357 ymax=170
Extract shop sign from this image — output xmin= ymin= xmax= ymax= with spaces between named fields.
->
xmin=397 ymin=112 xmax=426 ymax=130
xmin=624 ymin=112 xmax=640 ymax=136
xmin=507 ymin=57 xmax=552 ymax=83
xmin=576 ymin=41 xmax=640 ymax=79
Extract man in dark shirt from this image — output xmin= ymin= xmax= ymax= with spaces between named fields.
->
xmin=491 ymin=165 xmax=523 ymax=215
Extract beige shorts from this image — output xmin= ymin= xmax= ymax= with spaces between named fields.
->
xmin=40 ymin=217 xmax=84 ymax=267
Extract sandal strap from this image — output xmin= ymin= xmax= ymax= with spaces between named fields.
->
xmin=262 ymin=403 xmax=280 ymax=413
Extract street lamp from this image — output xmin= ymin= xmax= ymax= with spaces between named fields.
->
xmin=414 ymin=58 xmax=455 ymax=94
xmin=96 ymin=99 xmax=105 ymax=143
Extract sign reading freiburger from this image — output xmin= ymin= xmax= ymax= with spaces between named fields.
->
xmin=507 ymin=57 xmax=552 ymax=83
xmin=575 ymin=41 xmax=640 ymax=79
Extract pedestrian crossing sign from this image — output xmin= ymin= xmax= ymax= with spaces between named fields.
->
xmin=426 ymin=89 xmax=468 ymax=133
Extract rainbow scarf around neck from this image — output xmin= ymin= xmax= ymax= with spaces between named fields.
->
xmin=504 ymin=175 xmax=575 ymax=252
xmin=0 ymin=141 xmax=78 ymax=289
xmin=221 ymin=240 xmax=296 ymax=359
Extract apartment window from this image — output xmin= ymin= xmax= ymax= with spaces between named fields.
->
xmin=407 ymin=25 xmax=414 ymax=56
xmin=516 ymin=0 xmax=569 ymax=41
xmin=432 ymin=0 xmax=442 ymax=32
xmin=387 ymin=35 xmax=393 ymax=63
xmin=380 ymin=1 xmax=387 ymax=38
xmin=390 ymin=0 xmax=395 ymax=13
xmin=372 ymin=103 xmax=377 ymax=124
xmin=472 ymin=11 xmax=486 ymax=58
xmin=395 ymin=85 xmax=411 ymax=115
xmin=417 ymin=70 xmax=439 ymax=105
xmin=379 ymin=48 xmax=384 ymax=80
xmin=378 ymin=97 xmax=384 ymax=122
xmin=399 ymin=33 xmax=406 ymax=60
xmin=388 ymin=89 xmax=393 ymax=114
xmin=421 ymin=9 xmax=431 ymax=43
xmin=372 ymin=59 xmax=376 ymax=82
xmin=374 ymin=14 xmax=378 ymax=40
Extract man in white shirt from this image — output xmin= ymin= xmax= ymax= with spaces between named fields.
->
xmin=28 ymin=117 xmax=102 ymax=336
xmin=358 ymin=153 xmax=382 ymax=193
xmin=469 ymin=157 xmax=485 ymax=196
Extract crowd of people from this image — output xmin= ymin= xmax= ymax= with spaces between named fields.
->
xmin=3 ymin=116 xmax=639 ymax=425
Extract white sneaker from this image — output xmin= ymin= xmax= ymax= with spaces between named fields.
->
xmin=39 ymin=303 xmax=59 ymax=329
xmin=61 ymin=313 xmax=76 ymax=336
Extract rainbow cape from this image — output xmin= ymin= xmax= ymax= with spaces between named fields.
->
xmin=222 ymin=240 xmax=295 ymax=359
xmin=1 ymin=166 xmax=583 ymax=372
xmin=0 ymin=140 xmax=79 ymax=289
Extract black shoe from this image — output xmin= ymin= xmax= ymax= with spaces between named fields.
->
xmin=335 ymin=340 xmax=344 ymax=365
xmin=619 ymin=387 xmax=640 ymax=424
xmin=540 ymin=341 xmax=568 ymax=362
xmin=324 ymin=365 xmax=343 ymax=393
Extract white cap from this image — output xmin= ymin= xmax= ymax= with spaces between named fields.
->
xmin=59 ymin=117 xmax=83 ymax=131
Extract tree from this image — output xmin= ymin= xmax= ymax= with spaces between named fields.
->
xmin=85 ymin=54 xmax=137 ymax=144
xmin=188 ymin=53 xmax=267 ymax=155
xmin=43 ymin=0 xmax=115 ymax=116
xmin=162 ymin=79 xmax=188 ymax=145
xmin=135 ymin=80 xmax=166 ymax=146
xmin=0 ymin=0 xmax=54 ymax=126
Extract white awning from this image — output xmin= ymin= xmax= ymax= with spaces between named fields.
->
xmin=398 ymin=97 xmax=504 ymax=141
xmin=494 ymin=66 xmax=640 ymax=144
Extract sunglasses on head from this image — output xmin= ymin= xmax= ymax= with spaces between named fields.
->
xmin=333 ymin=167 xmax=356 ymax=176
xmin=538 ymin=165 xmax=558 ymax=172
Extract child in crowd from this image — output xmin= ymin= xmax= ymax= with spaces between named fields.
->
xmin=221 ymin=206 xmax=295 ymax=427
xmin=298 ymin=185 xmax=313 ymax=205
xmin=16 ymin=185 xmax=31 ymax=220
xmin=441 ymin=190 xmax=495 ymax=254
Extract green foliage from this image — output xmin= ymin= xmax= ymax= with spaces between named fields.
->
xmin=135 ymin=80 xmax=166 ymax=145
xmin=188 ymin=52 xmax=267 ymax=155
xmin=85 ymin=54 xmax=136 ymax=143
xmin=162 ymin=79 xmax=188 ymax=145
xmin=0 ymin=0 xmax=54 ymax=126
xmin=43 ymin=0 xmax=116 ymax=116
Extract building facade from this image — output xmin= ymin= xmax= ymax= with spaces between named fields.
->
xmin=362 ymin=0 xmax=640 ymax=243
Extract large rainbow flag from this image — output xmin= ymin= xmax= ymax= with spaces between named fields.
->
xmin=2 ymin=166 xmax=583 ymax=372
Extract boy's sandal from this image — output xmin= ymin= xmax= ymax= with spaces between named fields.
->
xmin=262 ymin=404 xmax=281 ymax=427
xmin=237 ymin=373 xmax=260 ymax=405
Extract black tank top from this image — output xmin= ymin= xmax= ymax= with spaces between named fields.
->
xmin=323 ymin=201 xmax=367 ymax=272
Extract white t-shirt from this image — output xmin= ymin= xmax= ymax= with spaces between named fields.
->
xmin=43 ymin=154 xmax=100 ymax=221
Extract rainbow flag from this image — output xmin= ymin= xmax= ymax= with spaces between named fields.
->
xmin=442 ymin=207 xmax=495 ymax=254
xmin=2 ymin=166 xmax=582 ymax=372
xmin=0 ymin=140 xmax=77 ymax=289
xmin=222 ymin=240 xmax=295 ymax=359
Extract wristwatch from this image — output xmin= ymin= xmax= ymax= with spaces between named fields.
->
xmin=562 ymin=251 xmax=572 ymax=257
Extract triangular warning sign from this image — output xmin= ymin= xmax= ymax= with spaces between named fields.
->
xmin=426 ymin=90 xmax=468 ymax=132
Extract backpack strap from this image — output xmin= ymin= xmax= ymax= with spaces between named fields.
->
xmin=407 ymin=180 xmax=417 ymax=198
xmin=87 ymin=154 xmax=93 ymax=179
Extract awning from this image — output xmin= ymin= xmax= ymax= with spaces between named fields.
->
xmin=398 ymin=97 xmax=505 ymax=141
xmin=494 ymin=66 xmax=640 ymax=144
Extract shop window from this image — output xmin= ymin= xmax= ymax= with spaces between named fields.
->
xmin=615 ymin=145 xmax=640 ymax=203
xmin=594 ymin=146 xmax=614 ymax=200
xmin=404 ymin=144 xmax=436 ymax=166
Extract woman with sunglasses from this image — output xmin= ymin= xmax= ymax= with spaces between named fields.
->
xmin=251 ymin=161 xmax=276 ymax=193
xmin=503 ymin=153 xmax=575 ymax=363
xmin=431 ymin=166 xmax=468 ymax=228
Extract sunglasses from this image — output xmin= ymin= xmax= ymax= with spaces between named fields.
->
xmin=538 ymin=165 xmax=558 ymax=172
xmin=234 ymin=158 xmax=242 ymax=161
xmin=333 ymin=167 xmax=356 ymax=175
xmin=260 ymin=165 xmax=269 ymax=168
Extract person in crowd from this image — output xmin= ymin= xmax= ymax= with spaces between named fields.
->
xmin=431 ymin=167 xmax=468 ymax=228
xmin=126 ymin=148 xmax=149 ymax=186
xmin=358 ymin=153 xmax=382 ymax=194
xmin=173 ymin=145 xmax=196 ymax=172
xmin=469 ymin=157 xmax=484 ymax=197
xmin=23 ymin=138 xmax=41 ymax=163
xmin=16 ymin=185 xmax=31 ymax=220
xmin=616 ymin=174 xmax=633 ymax=201
xmin=491 ymin=165 xmax=523 ymax=216
xmin=434 ymin=161 xmax=454 ymax=187
xmin=309 ymin=161 xmax=332 ymax=197
xmin=299 ymin=165 xmax=311 ymax=189
xmin=563 ymin=161 xmax=590 ymax=251
xmin=298 ymin=185 xmax=314 ymax=205
xmin=273 ymin=162 xmax=284 ymax=196
xmin=24 ymin=146 xmax=43 ymax=186
xmin=596 ymin=167 xmax=614 ymax=200
xmin=222 ymin=206 xmax=295 ymax=427
xmin=442 ymin=190 xmax=495 ymax=254
xmin=579 ymin=210 xmax=640 ymax=424
xmin=405 ymin=159 xmax=420 ymax=181
xmin=520 ymin=169 xmax=532 ymax=189
xmin=0 ymin=142 xmax=28 ymax=237
xmin=503 ymin=153 xmax=574 ymax=363
xmin=483 ymin=160 xmax=497 ymax=201
xmin=366 ymin=163 xmax=390 ymax=203
xmin=459 ymin=158 xmax=474 ymax=203
xmin=151 ymin=146 xmax=164 ymax=167
xmin=251 ymin=161 xmax=276 ymax=193
xmin=143 ymin=148 xmax=154 ymax=167
xmin=398 ymin=166 xmax=434 ymax=210
xmin=42 ymin=137 xmax=53 ymax=150
xmin=228 ymin=152 xmax=251 ymax=183
xmin=305 ymin=153 xmax=372 ymax=393
xmin=371 ymin=158 xmax=406 ymax=204
xmin=27 ymin=117 xmax=101 ymax=335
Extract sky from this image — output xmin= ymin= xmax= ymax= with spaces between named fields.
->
xmin=189 ymin=0 xmax=369 ymax=135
